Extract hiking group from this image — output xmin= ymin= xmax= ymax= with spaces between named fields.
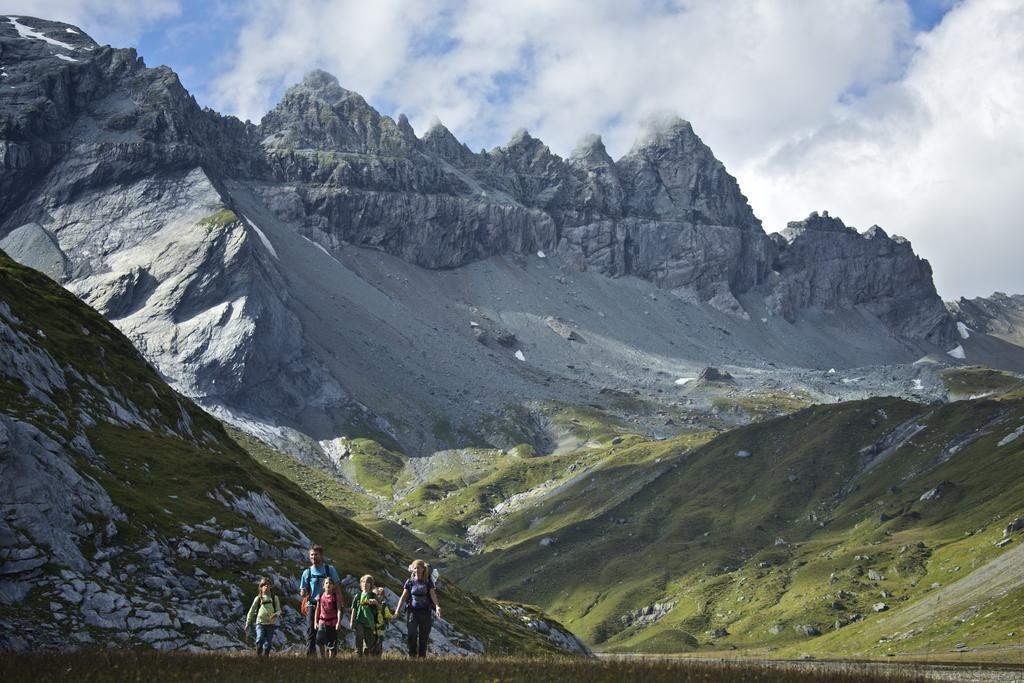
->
xmin=243 ymin=545 xmax=442 ymax=658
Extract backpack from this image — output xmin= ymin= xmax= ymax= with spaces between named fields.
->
xmin=407 ymin=577 xmax=435 ymax=611
xmin=300 ymin=564 xmax=336 ymax=616
xmin=374 ymin=600 xmax=392 ymax=634
xmin=256 ymin=594 xmax=281 ymax=619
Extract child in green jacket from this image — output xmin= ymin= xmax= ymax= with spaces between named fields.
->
xmin=351 ymin=574 xmax=381 ymax=656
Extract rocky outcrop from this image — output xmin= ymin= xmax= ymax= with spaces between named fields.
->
xmin=697 ymin=367 xmax=734 ymax=383
xmin=497 ymin=604 xmax=591 ymax=656
xmin=256 ymin=71 xmax=557 ymax=269
xmin=0 ymin=252 xmax=305 ymax=651
xmin=620 ymin=601 xmax=675 ymax=629
xmin=766 ymin=212 xmax=954 ymax=345
xmin=556 ymin=121 xmax=773 ymax=311
xmin=0 ymin=16 xmax=256 ymax=226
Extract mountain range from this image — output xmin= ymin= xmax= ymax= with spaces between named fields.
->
xmin=5 ymin=15 xmax=1022 ymax=459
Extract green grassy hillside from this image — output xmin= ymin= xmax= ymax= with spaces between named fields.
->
xmin=448 ymin=395 xmax=1024 ymax=658
xmin=942 ymin=366 xmax=1024 ymax=400
xmin=243 ymin=378 xmax=1024 ymax=660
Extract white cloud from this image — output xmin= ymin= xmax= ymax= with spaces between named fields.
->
xmin=5 ymin=0 xmax=180 ymax=44
xmin=739 ymin=0 xmax=1024 ymax=298
xmin=208 ymin=0 xmax=913 ymax=153
xmin=207 ymin=0 xmax=439 ymax=124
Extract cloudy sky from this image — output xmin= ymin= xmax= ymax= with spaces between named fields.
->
xmin=17 ymin=0 xmax=1024 ymax=299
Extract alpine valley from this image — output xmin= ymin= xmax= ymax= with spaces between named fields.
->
xmin=2 ymin=16 xmax=1023 ymax=660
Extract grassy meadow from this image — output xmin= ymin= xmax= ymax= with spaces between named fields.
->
xmin=0 ymin=650 xmax=986 ymax=683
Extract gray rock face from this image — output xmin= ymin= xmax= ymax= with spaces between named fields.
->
xmin=1005 ymin=517 xmax=1024 ymax=537
xmin=258 ymin=72 xmax=557 ymax=269
xmin=920 ymin=480 xmax=954 ymax=501
xmin=767 ymin=212 xmax=954 ymax=345
xmin=0 ymin=414 xmax=122 ymax=575
xmin=556 ymin=120 xmax=772 ymax=309
xmin=794 ymin=624 xmax=822 ymax=637
xmin=0 ymin=223 xmax=68 ymax=281
xmin=497 ymin=604 xmax=591 ymax=656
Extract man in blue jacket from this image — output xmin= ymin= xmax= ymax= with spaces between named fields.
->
xmin=298 ymin=545 xmax=340 ymax=656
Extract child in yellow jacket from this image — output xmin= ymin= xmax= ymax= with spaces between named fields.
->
xmin=371 ymin=586 xmax=393 ymax=656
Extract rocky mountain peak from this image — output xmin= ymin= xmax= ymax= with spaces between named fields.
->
xmin=769 ymin=211 xmax=953 ymax=345
xmin=624 ymin=114 xmax=696 ymax=155
xmin=260 ymin=69 xmax=416 ymax=155
xmin=779 ymin=211 xmax=855 ymax=242
xmin=862 ymin=225 xmax=889 ymax=240
xmin=486 ymin=128 xmax=569 ymax=210
xmin=495 ymin=128 xmax=551 ymax=159
xmin=569 ymin=134 xmax=614 ymax=168
xmin=506 ymin=127 xmax=533 ymax=145
xmin=396 ymin=112 xmax=416 ymax=140
xmin=566 ymin=134 xmax=623 ymax=219
xmin=296 ymin=68 xmax=352 ymax=102
xmin=421 ymin=119 xmax=474 ymax=164
xmin=615 ymin=114 xmax=760 ymax=229
xmin=423 ymin=118 xmax=455 ymax=140
xmin=949 ymin=291 xmax=1024 ymax=350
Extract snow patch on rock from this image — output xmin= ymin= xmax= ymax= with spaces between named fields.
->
xmin=6 ymin=17 xmax=75 ymax=50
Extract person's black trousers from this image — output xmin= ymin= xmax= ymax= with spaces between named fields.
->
xmin=305 ymin=605 xmax=317 ymax=656
xmin=406 ymin=610 xmax=432 ymax=657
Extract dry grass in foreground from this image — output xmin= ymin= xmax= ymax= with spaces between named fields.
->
xmin=0 ymin=650 xmax=947 ymax=682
